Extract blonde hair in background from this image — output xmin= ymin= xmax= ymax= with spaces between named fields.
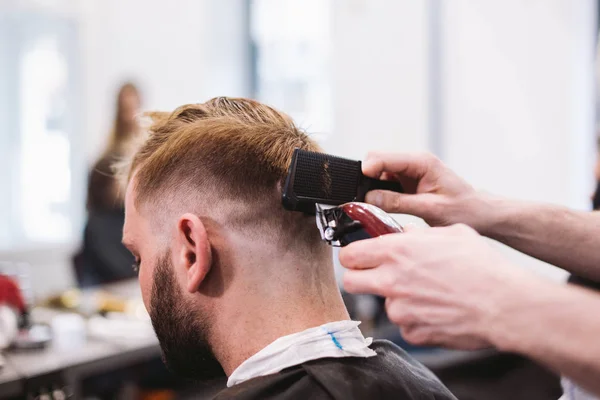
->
xmin=104 ymin=82 xmax=141 ymax=157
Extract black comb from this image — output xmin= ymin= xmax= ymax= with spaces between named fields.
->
xmin=282 ymin=149 xmax=404 ymax=214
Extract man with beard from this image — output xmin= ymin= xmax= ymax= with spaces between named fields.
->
xmin=119 ymin=97 xmax=456 ymax=399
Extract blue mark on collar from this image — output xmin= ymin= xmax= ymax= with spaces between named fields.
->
xmin=327 ymin=331 xmax=343 ymax=350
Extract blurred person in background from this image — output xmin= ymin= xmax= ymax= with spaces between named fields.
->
xmin=74 ymin=82 xmax=141 ymax=287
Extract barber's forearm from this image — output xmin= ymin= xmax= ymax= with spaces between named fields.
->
xmin=472 ymin=194 xmax=600 ymax=280
xmin=487 ymin=281 xmax=600 ymax=396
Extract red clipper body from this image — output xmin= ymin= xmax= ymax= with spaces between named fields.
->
xmin=316 ymin=202 xmax=403 ymax=247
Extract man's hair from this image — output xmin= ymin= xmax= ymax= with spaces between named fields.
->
xmin=118 ymin=97 xmax=323 ymax=247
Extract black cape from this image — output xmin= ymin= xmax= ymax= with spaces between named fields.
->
xmin=213 ymin=340 xmax=457 ymax=399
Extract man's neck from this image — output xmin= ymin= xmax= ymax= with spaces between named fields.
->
xmin=209 ymin=267 xmax=350 ymax=376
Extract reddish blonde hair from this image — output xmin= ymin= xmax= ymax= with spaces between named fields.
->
xmin=118 ymin=97 xmax=322 ymax=245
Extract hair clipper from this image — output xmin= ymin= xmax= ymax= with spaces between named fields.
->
xmin=316 ymin=202 xmax=403 ymax=247
xmin=280 ymin=149 xmax=404 ymax=245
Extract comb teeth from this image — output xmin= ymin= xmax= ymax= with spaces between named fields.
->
xmin=292 ymin=151 xmax=361 ymax=203
xmin=283 ymin=149 xmax=404 ymax=213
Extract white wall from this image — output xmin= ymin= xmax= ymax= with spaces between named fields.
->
xmin=331 ymin=0 xmax=596 ymax=205
xmin=442 ymin=0 xmax=597 ymax=210
xmin=327 ymin=0 xmax=431 ymax=159
xmin=330 ymin=0 xmax=596 ymax=281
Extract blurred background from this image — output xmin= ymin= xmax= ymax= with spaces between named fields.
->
xmin=0 ymin=0 xmax=598 ymax=399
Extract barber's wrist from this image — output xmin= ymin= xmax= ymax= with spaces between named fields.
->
xmin=482 ymin=277 xmax=557 ymax=354
xmin=446 ymin=191 xmax=500 ymax=236
xmin=472 ymin=193 xmax=518 ymax=240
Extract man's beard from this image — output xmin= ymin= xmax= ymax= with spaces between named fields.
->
xmin=149 ymin=252 xmax=225 ymax=380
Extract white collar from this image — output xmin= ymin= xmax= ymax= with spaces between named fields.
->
xmin=227 ymin=320 xmax=377 ymax=387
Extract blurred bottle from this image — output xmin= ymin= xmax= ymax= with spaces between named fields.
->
xmin=0 ymin=262 xmax=31 ymax=328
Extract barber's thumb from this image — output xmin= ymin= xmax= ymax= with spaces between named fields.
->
xmin=366 ymin=190 xmax=418 ymax=214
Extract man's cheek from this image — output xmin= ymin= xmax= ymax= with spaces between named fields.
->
xmin=138 ymin=265 xmax=153 ymax=311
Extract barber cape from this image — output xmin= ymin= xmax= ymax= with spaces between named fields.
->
xmin=213 ymin=320 xmax=456 ymax=400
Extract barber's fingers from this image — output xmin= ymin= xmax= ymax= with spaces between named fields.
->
xmin=342 ymin=256 xmax=414 ymax=297
xmin=400 ymin=222 xmax=421 ymax=233
xmin=363 ymin=151 xmax=441 ymax=180
xmin=343 ymin=266 xmax=396 ymax=297
xmin=365 ymin=190 xmax=437 ymax=217
xmin=402 ymin=324 xmax=490 ymax=350
xmin=385 ymin=297 xmax=419 ymax=326
xmin=338 ymin=234 xmax=400 ymax=270
xmin=339 ymin=225 xmax=425 ymax=270
xmin=401 ymin=325 xmax=441 ymax=347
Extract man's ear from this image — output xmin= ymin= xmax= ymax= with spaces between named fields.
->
xmin=175 ymin=213 xmax=212 ymax=293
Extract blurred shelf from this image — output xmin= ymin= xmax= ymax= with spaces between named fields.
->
xmin=1 ymin=278 xmax=160 ymax=398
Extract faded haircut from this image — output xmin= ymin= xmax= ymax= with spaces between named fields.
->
xmin=116 ymin=97 xmax=323 ymax=248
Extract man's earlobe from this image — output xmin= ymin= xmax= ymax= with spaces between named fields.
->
xmin=176 ymin=213 xmax=212 ymax=293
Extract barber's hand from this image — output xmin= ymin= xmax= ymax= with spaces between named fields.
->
xmin=340 ymin=224 xmax=541 ymax=350
xmin=364 ymin=152 xmax=486 ymax=230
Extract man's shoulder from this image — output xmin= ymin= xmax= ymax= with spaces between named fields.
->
xmin=214 ymin=340 xmax=456 ymax=400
